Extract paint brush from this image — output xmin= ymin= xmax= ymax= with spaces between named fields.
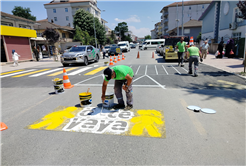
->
xmin=87 ymin=88 xmax=90 ymax=94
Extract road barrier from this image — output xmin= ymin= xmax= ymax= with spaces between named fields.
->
xmin=52 ymin=78 xmax=64 ymax=94
xmin=109 ymin=56 xmax=114 ymax=66
xmin=0 ymin=122 xmax=8 ymax=131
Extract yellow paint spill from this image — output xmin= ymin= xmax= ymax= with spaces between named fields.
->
xmin=84 ymin=67 xmax=107 ymax=75
xmin=130 ymin=110 xmax=164 ymax=137
xmin=29 ymin=107 xmax=78 ymax=130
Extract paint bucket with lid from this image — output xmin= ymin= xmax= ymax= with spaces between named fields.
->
xmin=79 ymin=92 xmax=92 ymax=107
xmin=103 ymin=92 xmax=114 ymax=108
xmin=52 ymin=78 xmax=64 ymax=94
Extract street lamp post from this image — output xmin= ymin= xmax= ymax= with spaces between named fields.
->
xmin=93 ymin=10 xmax=97 ymax=48
xmin=181 ymin=0 xmax=184 ymax=36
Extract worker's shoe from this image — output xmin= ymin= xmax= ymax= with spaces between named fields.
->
xmin=194 ymin=74 xmax=198 ymax=77
xmin=125 ymin=105 xmax=133 ymax=110
xmin=113 ymin=104 xmax=125 ymax=109
xmin=180 ymin=64 xmax=184 ymax=67
xmin=188 ymin=71 xmax=192 ymax=75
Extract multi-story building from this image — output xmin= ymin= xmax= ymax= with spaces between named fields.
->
xmin=1 ymin=12 xmax=37 ymax=62
xmin=153 ymin=22 xmax=162 ymax=39
xmin=44 ymin=0 xmax=101 ymax=28
xmin=151 ymin=29 xmax=156 ymax=39
xmin=160 ymin=1 xmax=211 ymax=36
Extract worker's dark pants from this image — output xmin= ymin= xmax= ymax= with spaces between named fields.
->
xmin=103 ymin=52 xmax=106 ymax=59
xmin=114 ymin=80 xmax=133 ymax=106
xmin=189 ymin=56 xmax=199 ymax=75
xmin=178 ymin=52 xmax=185 ymax=65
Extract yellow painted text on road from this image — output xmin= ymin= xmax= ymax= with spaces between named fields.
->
xmin=48 ymin=67 xmax=78 ymax=76
xmin=12 ymin=69 xmax=50 ymax=77
xmin=1 ymin=70 xmax=24 ymax=75
xmin=84 ymin=67 xmax=107 ymax=75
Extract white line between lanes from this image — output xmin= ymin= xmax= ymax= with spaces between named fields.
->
xmin=74 ymin=74 xmax=103 ymax=85
xmin=182 ymin=67 xmax=188 ymax=72
xmin=0 ymin=69 xmax=37 ymax=78
xmin=68 ymin=67 xmax=92 ymax=75
xmin=135 ymin=66 xmax=140 ymax=75
xmin=171 ymin=65 xmax=181 ymax=74
xmin=155 ymin=65 xmax=158 ymax=75
xmin=145 ymin=65 xmax=148 ymax=75
xmin=162 ymin=65 xmax=168 ymax=75
xmin=29 ymin=68 xmax=61 ymax=77
xmin=146 ymin=75 xmax=166 ymax=89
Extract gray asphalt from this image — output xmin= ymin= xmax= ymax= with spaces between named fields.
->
xmin=1 ymin=47 xmax=245 ymax=165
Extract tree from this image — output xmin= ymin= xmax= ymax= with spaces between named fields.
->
xmin=110 ymin=31 xmax=116 ymax=41
xmin=237 ymin=0 xmax=246 ymax=19
xmin=42 ymin=28 xmax=60 ymax=57
xmin=197 ymin=32 xmax=201 ymax=42
xmin=73 ymin=9 xmax=106 ymax=46
xmin=12 ymin=6 xmax=36 ymax=21
xmin=114 ymin=22 xmax=129 ymax=41
xmin=144 ymin=35 xmax=151 ymax=40
xmin=122 ymin=34 xmax=132 ymax=42
xmin=74 ymin=26 xmax=92 ymax=45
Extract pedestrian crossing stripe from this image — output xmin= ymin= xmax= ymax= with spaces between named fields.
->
xmin=84 ymin=67 xmax=107 ymax=75
xmin=1 ymin=70 xmax=24 ymax=75
xmin=68 ymin=67 xmax=92 ymax=76
xmin=12 ymin=69 xmax=50 ymax=77
xmin=0 ymin=69 xmax=37 ymax=78
xmin=47 ymin=67 xmax=78 ymax=76
xmin=29 ymin=68 xmax=61 ymax=77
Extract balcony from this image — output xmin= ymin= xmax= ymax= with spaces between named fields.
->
xmin=164 ymin=18 xmax=168 ymax=23
xmin=164 ymin=12 xmax=168 ymax=16
xmin=161 ymin=15 xmax=164 ymax=20
xmin=164 ymin=26 xmax=168 ymax=30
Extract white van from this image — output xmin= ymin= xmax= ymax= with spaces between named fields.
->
xmin=141 ymin=39 xmax=165 ymax=50
xmin=118 ymin=41 xmax=130 ymax=52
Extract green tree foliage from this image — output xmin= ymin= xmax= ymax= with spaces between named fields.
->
xmin=237 ymin=0 xmax=246 ymax=19
xmin=74 ymin=26 xmax=92 ymax=45
xmin=12 ymin=6 xmax=36 ymax=21
xmin=73 ymin=9 xmax=106 ymax=45
xmin=115 ymin=22 xmax=128 ymax=40
xmin=144 ymin=35 xmax=151 ymax=40
xmin=42 ymin=28 xmax=60 ymax=45
xmin=110 ymin=31 xmax=116 ymax=40
xmin=122 ymin=34 xmax=132 ymax=42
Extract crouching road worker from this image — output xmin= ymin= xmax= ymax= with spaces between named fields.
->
xmin=102 ymin=65 xmax=134 ymax=110
xmin=186 ymin=43 xmax=201 ymax=77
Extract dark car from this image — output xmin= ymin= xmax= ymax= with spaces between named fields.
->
xmin=130 ymin=44 xmax=136 ymax=48
xmin=108 ymin=46 xmax=122 ymax=56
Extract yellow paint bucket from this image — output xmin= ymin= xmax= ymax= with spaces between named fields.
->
xmin=79 ymin=92 xmax=92 ymax=107
xmin=103 ymin=92 xmax=114 ymax=107
xmin=52 ymin=78 xmax=64 ymax=94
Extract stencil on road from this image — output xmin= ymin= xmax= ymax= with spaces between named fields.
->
xmin=26 ymin=106 xmax=166 ymax=138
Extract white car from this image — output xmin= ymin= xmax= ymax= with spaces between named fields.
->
xmin=118 ymin=41 xmax=130 ymax=52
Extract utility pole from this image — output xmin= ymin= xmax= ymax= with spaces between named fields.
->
xmin=181 ymin=0 xmax=184 ymax=36
xmin=176 ymin=3 xmax=179 ymax=36
xmin=93 ymin=10 xmax=97 ymax=48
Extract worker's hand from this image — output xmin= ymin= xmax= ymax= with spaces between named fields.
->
xmin=101 ymin=94 xmax=106 ymax=103
xmin=122 ymin=85 xmax=128 ymax=91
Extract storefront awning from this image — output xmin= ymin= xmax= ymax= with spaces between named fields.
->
xmin=1 ymin=25 xmax=37 ymax=38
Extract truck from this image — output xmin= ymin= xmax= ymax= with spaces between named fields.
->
xmin=60 ymin=45 xmax=101 ymax=67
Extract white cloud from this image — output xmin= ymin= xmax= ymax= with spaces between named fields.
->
xmin=114 ymin=15 xmax=141 ymax=23
xmin=128 ymin=26 xmax=150 ymax=38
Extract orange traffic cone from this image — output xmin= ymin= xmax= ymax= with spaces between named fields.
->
xmin=137 ymin=51 xmax=140 ymax=59
xmin=113 ymin=54 xmax=117 ymax=63
xmin=0 ymin=122 xmax=8 ymax=131
xmin=152 ymin=52 xmax=154 ymax=58
xmin=117 ymin=55 xmax=121 ymax=61
xmin=122 ymin=53 xmax=125 ymax=60
xmin=189 ymin=36 xmax=194 ymax=46
xmin=63 ymin=68 xmax=74 ymax=89
xmin=109 ymin=56 xmax=114 ymax=65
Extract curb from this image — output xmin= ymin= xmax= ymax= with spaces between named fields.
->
xmin=1 ymin=59 xmax=35 ymax=66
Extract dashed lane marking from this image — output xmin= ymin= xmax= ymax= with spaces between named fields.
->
xmin=47 ymin=67 xmax=78 ymax=76
xmin=162 ymin=65 xmax=168 ymax=75
xmin=12 ymin=69 xmax=50 ymax=77
xmin=135 ymin=66 xmax=140 ymax=75
xmin=1 ymin=70 xmax=24 ymax=75
xmin=29 ymin=68 xmax=61 ymax=77
xmin=84 ymin=67 xmax=107 ymax=75
xmin=0 ymin=69 xmax=36 ymax=78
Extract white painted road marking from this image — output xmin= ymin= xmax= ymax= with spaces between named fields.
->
xmin=145 ymin=65 xmax=148 ymax=75
xmin=171 ymin=65 xmax=181 ymax=75
xmin=182 ymin=67 xmax=188 ymax=72
xmin=155 ymin=65 xmax=158 ymax=75
xmin=74 ymin=74 xmax=103 ymax=85
xmin=68 ymin=67 xmax=92 ymax=75
xmin=162 ymin=65 xmax=168 ymax=75
xmin=0 ymin=69 xmax=37 ymax=78
xmin=29 ymin=68 xmax=61 ymax=77
xmin=135 ymin=66 xmax=140 ymax=75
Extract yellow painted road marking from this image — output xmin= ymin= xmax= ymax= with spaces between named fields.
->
xmin=47 ymin=67 xmax=78 ymax=76
xmin=180 ymin=98 xmax=207 ymax=136
xmin=12 ymin=69 xmax=50 ymax=77
xmin=84 ymin=67 xmax=107 ymax=75
xmin=208 ymin=80 xmax=246 ymax=90
xmin=1 ymin=70 xmax=24 ymax=75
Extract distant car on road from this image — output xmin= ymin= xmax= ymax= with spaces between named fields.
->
xmin=108 ymin=46 xmax=122 ymax=56
xmin=60 ymin=45 xmax=100 ymax=67
xmin=130 ymin=44 xmax=136 ymax=48
xmin=104 ymin=46 xmax=110 ymax=53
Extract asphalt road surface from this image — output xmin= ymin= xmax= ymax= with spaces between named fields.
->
xmin=1 ymin=47 xmax=245 ymax=165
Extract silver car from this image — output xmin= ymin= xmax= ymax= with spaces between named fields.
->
xmin=60 ymin=45 xmax=100 ymax=67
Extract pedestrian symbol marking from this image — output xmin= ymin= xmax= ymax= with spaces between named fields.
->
xmin=26 ymin=106 xmax=166 ymax=138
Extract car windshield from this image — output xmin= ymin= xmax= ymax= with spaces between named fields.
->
xmin=118 ymin=44 xmax=126 ymax=46
xmin=142 ymin=42 xmax=146 ymax=45
xmin=105 ymin=46 xmax=110 ymax=49
xmin=110 ymin=46 xmax=119 ymax=51
xmin=69 ymin=47 xmax=86 ymax=52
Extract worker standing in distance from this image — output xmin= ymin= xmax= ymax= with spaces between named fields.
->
xmin=102 ymin=65 xmax=134 ymax=110
xmin=186 ymin=43 xmax=201 ymax=77
xmin=176 ymin=37 xmax=187 ymax=67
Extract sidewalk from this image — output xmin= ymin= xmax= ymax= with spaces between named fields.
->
xmin=202 ymin=53 xmax=246 ymax=79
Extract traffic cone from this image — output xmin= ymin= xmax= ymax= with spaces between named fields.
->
xmin=113 ymin=54 xmax=117 ymax=63
xmin=63 ymin=68 xmax=74 ymax=89
xmin=0 ymin=122 xmax=8 ymax=131
xmin=117 ymin=55 xmax=121 ymax=61
xmin=137 ymin=51 xmax=140 ymax=59
xmin=109 ymin=56 xmax=114 ymax=65
xmin=189 ymin=36 xmax=194 ymax=46
xmin=152 ymin=52 xmax=154 ymax=58
xmin=122 ymin=53 xmax=125 ymax=60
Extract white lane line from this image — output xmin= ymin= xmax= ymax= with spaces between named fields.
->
xmin=171 ymin=65 xmax=181 ymax=75
xmin=0 ymin=69 xmax=36 ymax=78
xmin=162 ymin=65 xmax=168 ymax=75
xmin=75 ymin=84 xmax=163 ymax=88
xmin=133 ymin=75 xmax=145 ymax=83
xmin=182 ymin=67 xmax=188 ymax=72
xmin=68 ymin=67 xmax=92 ymax=75
xmin=29 ymin=68 xmax=61 ymax=77
xmin=135 ymin=66 xmax=140 ymax=75
xmin=155 ymin=65 xmax=158 ymax=75
xmin=74 ymin=74 xmax=103 ymax=85
xmin=146 ymin=75 xmax=166 ymax=89
xmin=129 ymin=65 xmax=132 ymax=68
xmin=145 ymin=65 xmax=148 ymax=75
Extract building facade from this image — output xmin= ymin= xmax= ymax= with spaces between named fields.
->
xmin=1 ymin=12 xmax=37 ymax=62
xmin=151 ymin=29 xmax=156 ymax=39
xmin=44 ymin=0 xmax=101 ymax=28
xmin=160 ymin=1 xmax=211 ymax=36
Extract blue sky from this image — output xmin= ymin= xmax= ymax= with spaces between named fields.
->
xmin=1 ymin=1 xmax=175 ymax=37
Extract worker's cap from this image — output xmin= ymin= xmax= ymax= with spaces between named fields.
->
xmin=104 ymin=67 xmax=112 ymax=81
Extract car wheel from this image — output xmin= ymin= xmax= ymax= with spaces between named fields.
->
xmin=84 ymin=57 xmax=88 ymax=66
xmin=144 ymin=47 xmax=147 ymax=50
xmin=95 ymin=54 xmax=99 ymax=62
xmin=63 ymin=63 xmax=69 ymax=67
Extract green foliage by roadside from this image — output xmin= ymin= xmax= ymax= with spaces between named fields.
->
xmin=12 ymin=6 xmax=36 ymax=21
xmin=115 ymin=22 xmax=128 ymax=40
xmin=144 ymin=35 xmax=151 ymax=40
xmin=73 ymin=9 xmax=106 ymax=45
xmin=197 ymin=32 xmax=201 ymax=42
xmin=74 ymin=26 xmax=92 ymax=45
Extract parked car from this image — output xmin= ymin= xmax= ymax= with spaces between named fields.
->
xmin=63 ymin=46 xmax=72 ymax=53
xmin=118 ymin=41 xmax=130 ymax=52
xmin=110 ymin=44 xmax=117 ymax=47
xmin=108 ymin=46 xmax=122 ymax=56
xmin=156 ymin=44 xmax=163 ymax=53
xmin=104 ymin=46 xmax=111 ymax=53
xmin=130 ymin=44 xmax=136 ymax=48
xmin=60 ymin=45 xmax=100 ymax=67
xmin=141 ymin=39 xmax=165 ymax=50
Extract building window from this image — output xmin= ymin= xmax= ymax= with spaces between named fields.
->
xmin=189 ymin=7 xmax=191 ymax=10
xmin=1 ymin=21 xmax=13 ymax=26
xmin=65 ymin=8 xmax=68 ymax=12
xmin=62 ymin=33 xmax=66 ymax=38
xmin=69 ymin=33 xmax=73 ymax=38
xmin=87 ymin=8 xmax=90 ymax=12
xmin=232 ymin=32 xmax=241 ymax=39
xmin=19 ymin=24 xmax=31 ymax=29
xmin=53 ymin=9 xmax=56 ymax=13
xmin=234 ymin=8 xmax=243 ymax=22
xmin=66 ymin=16 xmax=69 ymax=21
xmin=54 ymin=17 xmax=57 ymax=21
xmin=36 ymin=32 xmax=42 ymax=37
xmin=184 ymin=28 xmax=190 ymax=34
